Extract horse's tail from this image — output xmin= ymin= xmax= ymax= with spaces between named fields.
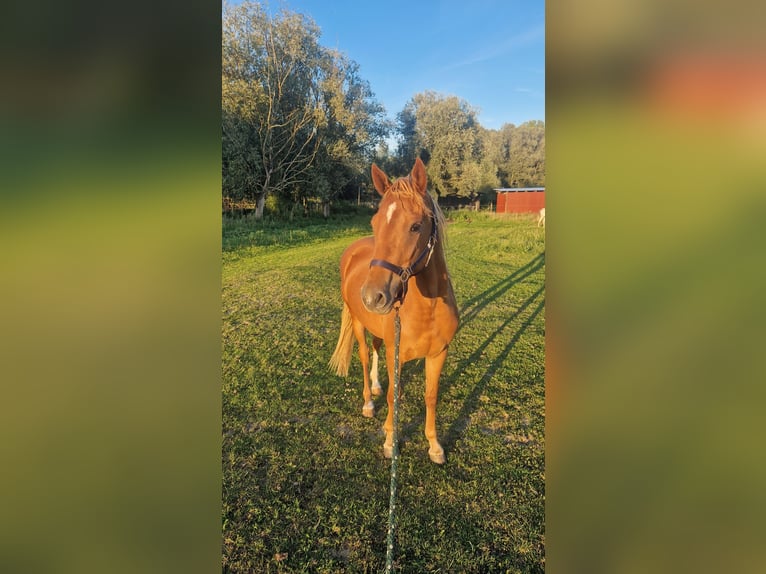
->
xmin=329 ymin=302 xmax=354 ymax=377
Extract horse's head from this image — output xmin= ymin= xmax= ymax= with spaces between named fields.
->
xmin=361 ymin=157 xmax=436 ymax=314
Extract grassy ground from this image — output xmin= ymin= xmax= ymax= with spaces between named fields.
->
xmin=222 ymin=210 xmax=545 ymax=573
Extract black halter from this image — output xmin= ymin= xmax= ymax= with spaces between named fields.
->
xmin=369 ymin=206 xmax=438 ymax=306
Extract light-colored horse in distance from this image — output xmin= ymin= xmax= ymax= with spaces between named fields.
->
xmin=330 ymin=158 xmax=458 ymax=464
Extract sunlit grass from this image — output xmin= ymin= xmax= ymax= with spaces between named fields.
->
xmin=222 ymin=213 xmax=545 ymax=572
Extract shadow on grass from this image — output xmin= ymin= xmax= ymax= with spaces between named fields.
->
xmin=222 ymin=213 xmax=373 ymax=253
xmin=442 ymin=288 xmax=544 ymax=454
xmin=397 ymin=256 xmax=545 ymax=453
xmin=457 ymin=252 xmax=544 ymax=333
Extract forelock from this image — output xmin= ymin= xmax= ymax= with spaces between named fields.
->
xmin=385 ymin=176 xmax=430 ymax=215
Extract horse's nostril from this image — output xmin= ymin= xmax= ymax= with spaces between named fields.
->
xmin=368 ymin=291 xmax=384 ymax=309
xmin=362 ymin=285 xmax=388 ymax=312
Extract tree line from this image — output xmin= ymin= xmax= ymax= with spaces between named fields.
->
xmin=223 ymin=1 xmax=544 ymax=218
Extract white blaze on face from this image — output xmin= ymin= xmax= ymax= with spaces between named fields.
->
xmin=386 ymin=202 xmax=397 ymax=224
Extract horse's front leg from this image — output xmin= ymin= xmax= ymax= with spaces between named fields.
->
xmin=352 ymin=321 xmax=375 ymax=417
xmin=424 ymin=349 xmax=447 ymax=464
xmin=382 ymin=343 xmax=400 ymax=459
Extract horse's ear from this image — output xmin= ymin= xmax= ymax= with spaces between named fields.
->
xmin=371 ymin=163 xmax=389 ymax=197
xmin=411 ymin=157 xmax=428 ymax=195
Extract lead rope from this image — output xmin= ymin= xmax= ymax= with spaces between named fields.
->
xmin=384 ymin=305 xmax=401 ymax=573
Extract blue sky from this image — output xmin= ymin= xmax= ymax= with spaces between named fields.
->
xmin=261 ymin=0 xmax=545 ymax=131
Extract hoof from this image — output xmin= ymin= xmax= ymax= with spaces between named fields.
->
xmin=362 ymin=402 xmax=374 ymax=418
xmin=383 ymin=444 xmax=394 ymax=459
xmin=371 ymin=381 xmax=382 ymax=396
xmin=428 ymin=448 xmax=446 ymax=464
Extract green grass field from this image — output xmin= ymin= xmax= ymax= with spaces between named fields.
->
xmin=222 ymin=210 xmax=545 ymax=573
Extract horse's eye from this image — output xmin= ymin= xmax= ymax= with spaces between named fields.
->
xmin=410 ymin=223 xmax=422 ymax=233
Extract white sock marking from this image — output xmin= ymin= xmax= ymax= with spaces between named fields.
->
xmin=370 ymin=348 xmax=382 ymax=394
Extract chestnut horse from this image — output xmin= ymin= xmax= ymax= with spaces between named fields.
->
xmin=329 ymin=158 xmax=458 ymax=464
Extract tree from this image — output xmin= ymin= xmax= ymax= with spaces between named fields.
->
xmin=493 ymin=120 xmax=545 ymax=187
xmin=393 ymin=104 xmax=419 ymax=175
xmin=308 ymin=51 xmax=389 ymax=215
xmin=395 ymin=91 xmax=495 ymax=199
xmin=223 ymin=2 xmax=326 ymax=218
xmin=222 ymin=1 xmax=388 ymax=218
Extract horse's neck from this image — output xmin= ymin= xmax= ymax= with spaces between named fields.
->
xmin=418 ymin=243 xmax=452 ymax=298
xmin=432 ymin=242 xmax=449 ymax=273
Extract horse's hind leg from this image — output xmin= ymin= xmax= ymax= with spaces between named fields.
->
xmin=424 ymin=349 xmax=447 ymax=464
xmin=352 ymin=319 xmax=375 ymax=417
xmin=370 ymin=337 xmax=383 ymax=396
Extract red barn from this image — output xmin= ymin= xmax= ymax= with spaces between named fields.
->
xmin=495 ymin=188 xmax=545 ymax=214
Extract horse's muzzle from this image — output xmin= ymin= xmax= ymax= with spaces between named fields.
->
xmin=360 ymin=281 xmax=399 ymax=314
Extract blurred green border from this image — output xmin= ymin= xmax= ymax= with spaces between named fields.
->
xmin=3 ymin=1 xmax=766 ymax=572
xmin=0 ymin=1 xmax=222 ymax=573
xmin=547 ymin=1 xmax=766 ymax=572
